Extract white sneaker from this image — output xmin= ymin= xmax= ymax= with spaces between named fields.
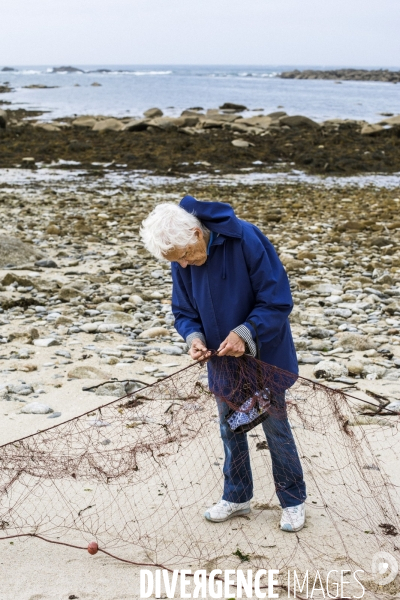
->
xmin=280 ymin=503 xmax=306 ymax=532
xmin=204 ymin=499 xmax=251 ymax=523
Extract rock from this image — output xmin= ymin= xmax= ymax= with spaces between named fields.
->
xmin=67 ymin=366 xmax=110 ymax=379
xmin=91 ymin=82 xmax=102 ymax=87
xmin=384 ymin=400 xmax=400 ymax=414
xmin=147 ymin=117 xmax=178 ymax=131
xmin=101 ymin=356 xmax=119 ymax=365
xmin=219 ymin=102 xmax=247 ymax=112
xmin=144 ymin=108 xmax=163 ymax=118
xmin=0 ymin=235 xmax=43 ymax=268
xmin=51 ymin=66 xmax=84 ymax=73
xmin=0 ymin=109 xmax=8 ymax=129
xmin=363 ymin=364 xmax=386 ymax=379
xmin=54 ymin=350 xmax=71 ymax=359
xmin=347 ymin=360 xmax=365 ymax=375
xmin=1 ymin=273 xmax=35 ymax=287
xmin=33 ymin=338 xmax=60 ymax=347
xmin=80 ymin=323 xmax=99 ymax=333
xmin=313 ymin=360 xmax=348 ymax=380
xmin=55 ymin=316 xmax=73 ymax=327
xmin=361 ymin=124 xmax=383 ymax=135
xmin=7 ymin=384 xmax=34 ymax=396
xmin=129 ymin=295 xmax=144 ymax=305
xmin=45 ymin=224 xmax=61 ymax=235
xmin=91 ymin=382 xmax=138 ymax=397
xmin=232 ymin=139 xmax=254 ymax=148
xmin=93 ymin=118 xmax=123 ymax=132
xmin=310 ymin=283 xmax=343 ymax=294
xmin=104 ymin=312 xmax=138 ymax=325
xmin=138 ymin=327 xmax=169 ymax=339
xmin=72 ymin=116 xmax=98 ymax=128
xmin=47 ymin=412 xmax=62 ymax=419
xmin=324 ymin=308 xmax=352 ymax=318
xmin=21 ymin=403 xmax=53 ymax=414
xmin=159 ymin=346 xmax=183 ymax=355
xmin=379 ymin=115 xmax=400 ymax=126
xmin=100 ymin=349 xmax=122 ymax=357
xmin=97 ymin=324 xmax=120 ymax=333
xmin=279 ymin=115 xmax=320 ymax=129
xmin=97 ymin=302 xmax=124 ymax=312
xmin=35 ymin=259 xmax=58 ymax=268
xmin=308 ymin=327 xmax=335 ymax=339
xmin=123 ymin=118 xmax=149 ymax=132
xmin=59 ymin=287 xmax=82 ymax=301
xmin=384 ymin=301 xmax=400 ymax=315
xmin=335 ymin=333 xmax=377 ymax=351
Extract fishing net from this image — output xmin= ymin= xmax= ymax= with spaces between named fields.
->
xmin=1 ymin=355 xmax=399 ymax=597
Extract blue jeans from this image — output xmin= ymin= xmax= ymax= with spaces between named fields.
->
xmin=217 ymin=393 xmax=306 ymax=508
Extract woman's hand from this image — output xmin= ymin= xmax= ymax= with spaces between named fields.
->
xmin=189 ymin=338 xmax=211 ymax=360
xmin=217 ymin=331 xmax=245 ymax=357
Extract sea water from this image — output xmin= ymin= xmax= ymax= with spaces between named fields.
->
xmin=1 ymin=64 xmax=400 ymax=122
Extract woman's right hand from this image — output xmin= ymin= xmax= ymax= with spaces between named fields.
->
xmin=189 ymin=338 xmax=211 ymax=360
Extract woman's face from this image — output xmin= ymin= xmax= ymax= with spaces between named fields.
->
xmin=162 ymin=228 xmax=209 ymax=267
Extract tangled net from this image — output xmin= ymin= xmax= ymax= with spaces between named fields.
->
xmin=1 ymin=355 xmax=399 ymax=596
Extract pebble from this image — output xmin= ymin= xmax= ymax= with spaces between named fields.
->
xmin=34 ymin=338 xmax=61 ymax=347
xmin=47 ymin=412 xmax=62 ymax=418
xmin=21 ymin=402 xmax=54 ymax=414
xmin=35 ymin=259 xmax=58 ymax=268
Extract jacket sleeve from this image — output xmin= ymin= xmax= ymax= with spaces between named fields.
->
xmin=171 ymin=264 xmax=205 ymax=342
xmin=240 ymin=227 xmax=293 ymax=346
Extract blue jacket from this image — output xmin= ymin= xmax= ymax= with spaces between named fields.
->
xmin=171 ymin=196 xmax=298 ymax=391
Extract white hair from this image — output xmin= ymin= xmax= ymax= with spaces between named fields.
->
xmin=140 ymin=203 xmax=209 ymax=260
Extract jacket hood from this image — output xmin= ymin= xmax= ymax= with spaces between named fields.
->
xmin=179 ymin=195 xmax=242 ymax=238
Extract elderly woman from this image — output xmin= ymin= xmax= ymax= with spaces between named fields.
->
xmin=140 ymin=195 xmax=306 ymax=532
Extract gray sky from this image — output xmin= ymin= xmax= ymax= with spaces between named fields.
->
xmin=2 ymin=0 xmax=399 ymax=66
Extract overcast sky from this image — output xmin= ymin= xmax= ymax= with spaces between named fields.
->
xmin=2 ymin=0 xmax=399 ymax=67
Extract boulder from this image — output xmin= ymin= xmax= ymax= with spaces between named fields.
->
xmin=219 ymin=102 xmax=247 ymax=111
xmin=379 ymin=114 xmax=400 ymax=126
xmin=147 ymin=117 xmax=179 ymax=131
xmin=93 ymin=118 xmax=123 ymax=132
xmin=0 ymin=235 xmax=43 ymax=268
xmin=72 ymin=116 xmax=97 ymax=128
xmin=279 ymin=115 xmax=320 ymax=129
xmin=361 ymin=124 xmax=383 ymax=135
xmin=239 ymin=116 xmax=273 ymax=128
xmin=33 ymin=123 xmax=60 ymax=132
xmin=123 ymin=119 xmax=149 ymax=132
xmin=0 ymin=109 xmax=7 ymax=129
xmin=144 ymin=108 xmax=163 ymax=118
xmin=67 ymin=366 xmax=110 ymax=379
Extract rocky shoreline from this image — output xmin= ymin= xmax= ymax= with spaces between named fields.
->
xmin=280 ymin=69 xmax=400 ymax=83
xmin=0 ymin=105 xmax=400 ymax=176
xmin=0 ymin=178 xmax=399 ymax=434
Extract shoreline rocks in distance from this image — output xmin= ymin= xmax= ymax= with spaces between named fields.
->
xmin=279 ymin=69 xmax=400 ymax=83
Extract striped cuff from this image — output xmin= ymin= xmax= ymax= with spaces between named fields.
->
xmin=186 ymin=332 xmax=206 ymax=348
xmin=231 ymin=324 xmax=257 ymax=357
